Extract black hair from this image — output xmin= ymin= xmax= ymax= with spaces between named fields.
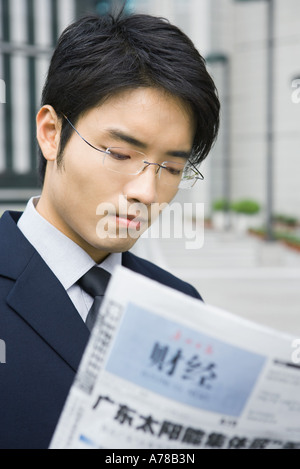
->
xmin=39 ymin=12 xmax=220 ymax=184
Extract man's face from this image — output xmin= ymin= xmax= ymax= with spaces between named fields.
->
xmin=37 ymin=87 xmax=195 ymax=262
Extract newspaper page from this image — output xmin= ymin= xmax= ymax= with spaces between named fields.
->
xmin=49 ymin=266 xmax=300 ymax=450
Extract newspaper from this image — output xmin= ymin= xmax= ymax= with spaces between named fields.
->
xmin=49 ymin=266 xmax=300 ymax=449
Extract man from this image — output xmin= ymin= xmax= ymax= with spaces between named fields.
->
xmin=0 ymin=12 xmax=219 ymax=449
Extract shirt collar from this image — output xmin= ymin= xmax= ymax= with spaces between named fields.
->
xmin=17 ymin=197 xmax=122 ymax=290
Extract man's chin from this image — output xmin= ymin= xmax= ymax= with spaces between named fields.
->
xmin=92 ymin=235 xmax=141 ymax=254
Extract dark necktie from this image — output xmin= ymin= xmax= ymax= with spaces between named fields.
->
xmin=77 ymin=266 xmax=111 ymax=331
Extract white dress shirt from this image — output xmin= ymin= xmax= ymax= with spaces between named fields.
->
xmin=17 ymin=197 xmax=122 ymax=322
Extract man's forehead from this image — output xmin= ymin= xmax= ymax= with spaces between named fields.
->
xmin=93 ymin=87 xmax=194 ymax=116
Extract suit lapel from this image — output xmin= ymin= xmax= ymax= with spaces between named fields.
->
xmin=122 ymin=250 xmax=154 ymax=278
xmin=7 ymin=251 xmax=89 ymax=372
xmin=122 ymin=250 xmax=144 ymax=272
xmin=0 ymin=211 xmax=89 ymax=372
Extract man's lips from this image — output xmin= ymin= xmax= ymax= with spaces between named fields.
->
xmin=115 ymin=214 xmax=148 ymax=229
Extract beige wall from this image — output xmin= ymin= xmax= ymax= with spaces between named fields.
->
xmin=209 ymin=0 xmax=300 ymax=219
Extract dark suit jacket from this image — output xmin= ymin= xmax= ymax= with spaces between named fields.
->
xmin=0 ymin=210 xmax=202 ymax=449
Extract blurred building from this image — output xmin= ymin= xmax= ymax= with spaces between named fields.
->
xmin=206 ymin=0 xmax=300 ymax=225
xmin=1 ymin=0 xmax=300 ymax=224
xmin=0 ymin=0 xmax=75 ymax=207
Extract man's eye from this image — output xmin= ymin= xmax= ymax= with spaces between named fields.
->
xmin=108 ymin=150 xmax=131 ymax=160
xmin=163 ymin=164 xmax=184 ymax=176
xmin=166 ymin=167 xmax=181 ymax=175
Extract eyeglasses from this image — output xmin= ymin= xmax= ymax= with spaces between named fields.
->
xmin=63 ymin=115 xmax=204 ymax=189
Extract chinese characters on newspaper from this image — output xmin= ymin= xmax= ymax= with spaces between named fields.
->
xmin=50 ymin=267 xmax=300 ymax=449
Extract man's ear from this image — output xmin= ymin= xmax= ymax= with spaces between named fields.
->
xmin=36 ymin=105 xmax=61 ymax=162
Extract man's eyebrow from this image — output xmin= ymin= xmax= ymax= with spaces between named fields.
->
xmin=106 ymin=128 xmax=191 ymax=159
xmin=106 ymin=129 xmax=147 ymax=149
xmin=165 ymin=150 xmax=191 ymax=160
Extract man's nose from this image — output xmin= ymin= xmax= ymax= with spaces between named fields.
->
xmin=124 ymin=164 xmax=160 ymax=206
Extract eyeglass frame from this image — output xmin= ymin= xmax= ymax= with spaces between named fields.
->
xmin=61 ymin=114 xmax=204 ymax=188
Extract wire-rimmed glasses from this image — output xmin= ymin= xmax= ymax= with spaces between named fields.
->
xmin=63 ymin=115 xmax=204 ymax=189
